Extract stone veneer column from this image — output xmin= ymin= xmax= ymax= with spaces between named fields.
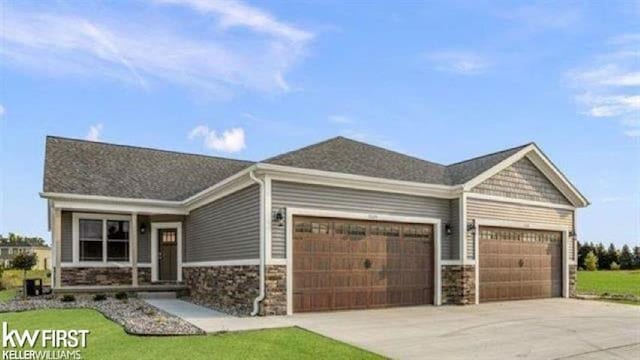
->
xmin=441 ymin=265 xmax=476 ymax=305
xmin=569 ymin=264 xmax=577 ymax=297
xmin=260 ymin=265 xmax=287 ymax=316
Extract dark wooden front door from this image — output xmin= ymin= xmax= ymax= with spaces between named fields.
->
xmin=479 ymin=226 xmax=562 ymax=302
xmin=158 ymin=229 xmax=177 ymax=281
xmin=293 ymin=216 xmax=434 ymax=313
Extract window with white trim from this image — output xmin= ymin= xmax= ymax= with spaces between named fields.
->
xmin=79 ymin=219 xmax=103 ymax=261
xmin=77 ymin=215 xmax=130 ymax=262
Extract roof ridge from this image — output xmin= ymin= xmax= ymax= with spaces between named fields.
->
xmin=264 ymin=135 xmax=446 ymax=167
xmin=46 ymin=135 xmax=255 ymax=164
xmin=446 ymin=142 xmax=534 ymax=167
xmin=261 ymin=136 xmax=346 ymax=162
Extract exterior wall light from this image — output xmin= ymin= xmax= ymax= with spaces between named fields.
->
xmin=140 ymin=221 xmax=147 ymax=234
xmin=272 ymin=209 xmax=285 ymax=227
xmin=445 ymin=223 xmax=452 ymax=236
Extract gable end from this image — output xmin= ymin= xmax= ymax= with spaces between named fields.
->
xmin=471 ymin=157 xmax=571 ymax=205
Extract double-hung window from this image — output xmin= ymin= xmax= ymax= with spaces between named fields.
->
xmin=75 ymin=214 xmax=130 ymax=263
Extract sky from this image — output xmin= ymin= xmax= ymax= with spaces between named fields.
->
xmin=1 ymin=0 xmax=638 ymax=248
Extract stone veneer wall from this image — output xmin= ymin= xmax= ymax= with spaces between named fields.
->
xmin=569 ymin=264 xmax=577 ymax=297
xmin=138 ymin=268 xmax=151 ymax=285
xmin=261 ymin=265 xmax=287 ymax=315
xmin=61 ymin=267 xmax=132 ymax=286
xmin=441 ymin=265 xmax=476 ymax=305
xmin=182 ymin=265 xmax=259 ymax=316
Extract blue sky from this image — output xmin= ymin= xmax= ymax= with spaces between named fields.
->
xmin=1 ymin=0 xmax=638 ymax=247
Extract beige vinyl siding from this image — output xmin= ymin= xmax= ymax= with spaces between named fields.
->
xmin=185 ymin=184 xmax=260 ymax=262
xmin=467 ymin=225 xmax=475 ymax=260
xmin=472 ymin=157 xmax=571 ymax=205
xmin=271 ymin=181 xmax=458 ymax=260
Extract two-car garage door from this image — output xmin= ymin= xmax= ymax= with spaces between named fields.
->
xmin=479 ymin=226 xmax=563 ymax=302
xmin=292 ymin=216 xmax=434 ymax=313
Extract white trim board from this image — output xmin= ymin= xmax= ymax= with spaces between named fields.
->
xmin=150 ymin=222 xmax=183 ymax=282
xmin=284 ymin=207 xmax=443 ymax=315
xmin=465 ymin=193 xmax=576 ymax=210
xmin=61 ymin=263 xmax=152 ymax=268
xmin=472 ymin=219 xmax=571 ymax=304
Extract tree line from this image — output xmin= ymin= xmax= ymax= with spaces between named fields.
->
xmin=0 ymin=233 xmax=47 ymax=247
xmin=577 ymin=242 xmax=640 ymax=271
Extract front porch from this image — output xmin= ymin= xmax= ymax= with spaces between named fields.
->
xmin=49 ymin=203 xmax=187 ymax=291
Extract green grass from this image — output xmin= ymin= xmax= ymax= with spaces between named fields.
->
xmin=577 ymin=270 xmax=640 ymax=298
xmin=0 ymin=288 xmax=17 ymax=302
xmin=1 ymin=269 xmax=50 ymax=288
xmin=0 ymin=309 xmax=383 ymax=360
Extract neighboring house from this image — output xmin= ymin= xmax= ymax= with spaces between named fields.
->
xmin=0 ymin=242 xmax=51 ymax=270
xmin=41 ymin=136 xmax=588 ymax=316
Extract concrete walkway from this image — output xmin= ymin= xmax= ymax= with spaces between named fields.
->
xmin=147 ymin=298 xmax=640 ymax=359
xmin=144 ymin=299 xmax=293 ymax=333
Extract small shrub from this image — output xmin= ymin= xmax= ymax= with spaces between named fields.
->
xmin=610 ymin=262 xmax=620 ymax=271
xmin=115 ymin=291 xmax=128 ymax=300
xmin=93 ymin=294 xmax=107 ymax=301
xmin=585 ymin=251 xmax=598 ymax=271
xmin=60 ymin=294 xmax=76 ymax=302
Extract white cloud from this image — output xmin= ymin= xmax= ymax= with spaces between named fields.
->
xmin=85 ymin=123 xmax=103 ymax=141
xmin=328 ymin=115 xmax=354 ymax=124
xmin=567 ymin=34 xmax=640 ymax=137
xmin=154 ymin=0 xmax=313 ymax=43
xmin=0 ymin=105 xmax=5 ymax=117
xmin=425 ymin=51 xmax=490 ymax=75
xmin=499 ymin=4 xmax=581 ymax=31
xmin=0 ymin=2 xmax=313 ymax=96
xmin=188 ymin=125 xmax=246 ymax=153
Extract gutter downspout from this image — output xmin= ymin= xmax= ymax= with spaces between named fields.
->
xmin=249 ymin=170 xmax=266 ymax=316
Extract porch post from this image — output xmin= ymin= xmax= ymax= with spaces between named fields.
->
xmin=54 ymin=208 xmax=62 ymax=289
xmin=131 ymin=213 xmax=138 ymax=287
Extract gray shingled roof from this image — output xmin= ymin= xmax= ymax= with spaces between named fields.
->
xmin=43 ymin=135 xmax=531 ymax=201
xmin=43 ymin=136 xmax=253 ymax=201
xmin=264 ymin=137 xmax=449 ymax=184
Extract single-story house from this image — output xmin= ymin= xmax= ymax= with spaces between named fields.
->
xmin=41 ymin=135 xmax=588 ymax=315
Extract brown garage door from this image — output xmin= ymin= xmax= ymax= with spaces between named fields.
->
xmin=479 ymin=226 xmax=562 ymax=302
xmin=293 ymin=216 xmax=434 ymax=313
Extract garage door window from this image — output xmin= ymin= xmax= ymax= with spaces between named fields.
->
xmin=335 ymin=223 xmax=366 ymax=236
xmin=295 ymin=221 xmax=330 ymax=234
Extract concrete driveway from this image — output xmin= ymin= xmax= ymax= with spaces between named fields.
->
xmin=292 ymin=299 xmax=640 ymax=360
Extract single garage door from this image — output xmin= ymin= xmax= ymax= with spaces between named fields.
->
xmin=293 ymin=216 xmax=434 ymax=313
xmin=479 ymin=226 xmax=562 ymax=302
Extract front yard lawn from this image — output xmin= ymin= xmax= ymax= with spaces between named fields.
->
xmin=0 ymin=289 xmax=17 ymax=302
xmin=577 ymin=270 xmax=640 ymax=301
xmin=0 ymin=309 xmax=382 ymax=360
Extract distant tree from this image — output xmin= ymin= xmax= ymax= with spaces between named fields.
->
xmin=606 ymin=243 xmax=619 ymax=270
xmin=584 ymin=251 xmax=598 ymax=271
xmin=12 ymin=253 xmax=38 ymax=279
xmin=633 ymin=246 xmax=640 ymax=269
xmin=609 ymin=261 xmax=620 ymax=270
xmin=577 ymin=241 xmax=595 ymax=269
xmin=594 ymin=243 xmax=607 ymax=270
xmin=619 ymin=245 xmax=634 ymax=270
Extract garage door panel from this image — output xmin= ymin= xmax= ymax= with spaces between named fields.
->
xmin=479 ymin=226 xmax=562 ymax=302
xmin=293 ymin=216 xmax=433 ymax=312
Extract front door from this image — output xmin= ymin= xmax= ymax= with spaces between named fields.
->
xmin=158 ymin=228 xmax=177 ymax=281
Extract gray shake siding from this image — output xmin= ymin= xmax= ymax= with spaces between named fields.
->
xmin=271 ymin=181 xmax=459 ymax=260
xmin=185 ymin=184 xmax=260 ymax=262
xmin=472 ymin=157 xmax=571 ymax=205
